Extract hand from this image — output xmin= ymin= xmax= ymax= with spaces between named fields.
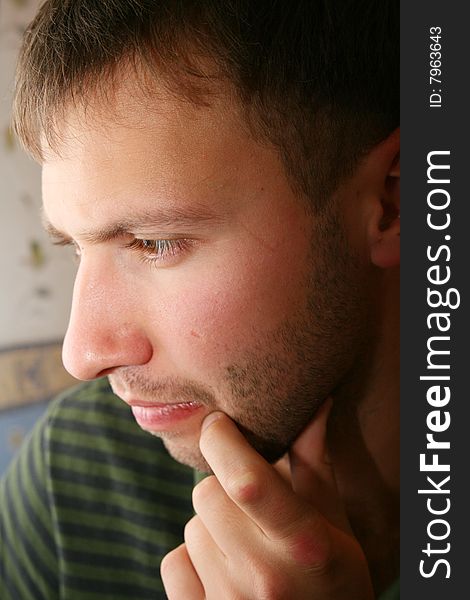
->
xmin=160 ymin=400 xmax=375 ymax=599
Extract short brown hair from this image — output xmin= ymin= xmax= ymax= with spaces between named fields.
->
xmin=13 ymin=0 xmax=399 ymax=208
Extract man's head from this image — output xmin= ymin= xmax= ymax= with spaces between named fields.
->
xmin=13 ymin=1 xmax=400 ymax=471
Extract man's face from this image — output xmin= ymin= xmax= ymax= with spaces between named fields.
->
xmin=42 ymin=78 xmax=373 ymax=471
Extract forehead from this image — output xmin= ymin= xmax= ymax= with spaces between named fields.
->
xmin=41 ymin=71 xmax=291 ymax=224
xmin=44 ymin=78 xmax=234 ymax=178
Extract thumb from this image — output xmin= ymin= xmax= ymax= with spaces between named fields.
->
xmin=289 ymin=398 xmax=351 ymax=532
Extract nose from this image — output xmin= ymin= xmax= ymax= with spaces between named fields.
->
xmin=62 ymin=256 xmax=153 ymax=381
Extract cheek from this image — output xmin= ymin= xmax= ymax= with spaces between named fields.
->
xmin=155 ymin=244 xmax=310 ymax=368
xmin=157 ymin=279 xmax=253 ymax=364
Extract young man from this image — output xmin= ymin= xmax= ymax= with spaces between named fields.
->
xmin=1 ymin=1 xmax=399 ymax=598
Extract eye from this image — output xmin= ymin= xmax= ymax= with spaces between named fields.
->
xmin=51 ymin=238 xmax=81 ymax=261
xmin=125 ymin=238 xmax=192 ymax=265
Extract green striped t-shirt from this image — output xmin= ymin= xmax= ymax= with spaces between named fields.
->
xmin=0 ymin=378 xmax=194 ymax=599
xmin=0 ymin=378 xmax=399 ymax=599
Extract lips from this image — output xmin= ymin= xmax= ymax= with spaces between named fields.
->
xmin=126 ymin=399 xmax=204 ymax=432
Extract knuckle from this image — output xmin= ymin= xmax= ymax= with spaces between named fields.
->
xmin=160 ymin=545 xmax=183 ymax=579
xmin=159 ymin=554 xmax=171 ymax=579
xmin=226 ymin=467 xmax=265 ymax=505
xmin=287 ymin=522 xmax=333 ymax=572
xmin=192 ymin=474 xmax=218 ymax=513
xmin=307 ymin=552 xmax=340 ymax=584
xmin=252 ymin=564 xmax=289 ymax=600
xmin=183 ymin=515 xmax=201 ymax=544
xmin=183 ymin=514 xmax=212 ymax=556
xmin=160 ymin=545 xmax=190 ymax=600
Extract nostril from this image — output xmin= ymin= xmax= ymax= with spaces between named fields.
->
xmin=96 ymin=367 xmax=119 ymax=378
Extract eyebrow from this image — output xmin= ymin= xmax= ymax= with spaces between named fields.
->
xmin=41 ymin=205 xmax=226 ymax=244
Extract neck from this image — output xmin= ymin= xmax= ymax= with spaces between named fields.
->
xmin=329 ymin=267 xmax=400 ymax=596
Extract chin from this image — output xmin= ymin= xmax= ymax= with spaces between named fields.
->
xmin=158 ymin=425 xmax=289 ymax=474
xmin=159 ymin=436 xmax=212 ymax=473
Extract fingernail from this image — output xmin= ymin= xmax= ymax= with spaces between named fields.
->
xmin=202 ymin=411 xmax=223 ymax=432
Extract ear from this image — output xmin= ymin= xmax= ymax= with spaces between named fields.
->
xmin=368 ymin=129 xmax=400 ymax=268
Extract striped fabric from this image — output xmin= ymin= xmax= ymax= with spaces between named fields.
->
xmin=1 ymin=378 xmax=399 ymax=599
xmin=0 ymin=378 xmax=194 ymax=599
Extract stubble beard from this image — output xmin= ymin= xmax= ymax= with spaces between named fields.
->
xmin=159 ymin=209 xmax=372 ymax=472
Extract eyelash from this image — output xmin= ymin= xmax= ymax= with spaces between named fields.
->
xmin=124 ymin=238 xmax=192 ymax=265
xmin=52 ymin=238 xmax=81 ymax=260
xmin=53 ymin=238 xmax=192 ymax=266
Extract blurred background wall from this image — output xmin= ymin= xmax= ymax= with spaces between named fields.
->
xmin=0 ymin=0 xmax=77 ymax=474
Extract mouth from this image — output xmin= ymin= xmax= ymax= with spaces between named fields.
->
xmin=125 ymin=399 xmax=204 ymax=432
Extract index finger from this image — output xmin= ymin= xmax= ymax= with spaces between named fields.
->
xmin=199 ymin=411 xmax=327 ymax=546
